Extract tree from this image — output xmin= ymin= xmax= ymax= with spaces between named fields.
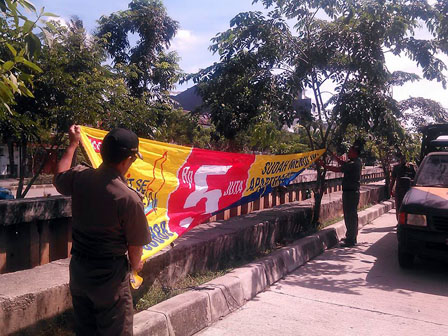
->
xmin=189 ymin=12 xmax=301 ymax=147
xmin=399 ymin=97 xmax=448 ymax=132
xmin=192 ymin=0 xmax=448 ymax=229
xmin=2 ymin=19 xmax=107 ymax=197
xmin=0 ymin=0 xmax=56 ymax=114
xmin=96 ymin=0 xmax=181 ymax=100
xmin=3 ymin=12 xmax=195 ymax=198
xmin=5 ymin=18 xmax=156 ymax=198
xmin=0 ymin=0 xmax=57 ymax=183
xmin=154 ymin=108 xmax=215 ymax=148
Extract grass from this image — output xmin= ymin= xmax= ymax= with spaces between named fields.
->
xmin=319 ymin=216 xmax=344 ymax=230
xmin=359 ymin=203 xmax=373 ymax=212
xmin=135 ymin=249 xmax=274 ymax=311
xmin=135 ymin=270 xmax=228 ymax=311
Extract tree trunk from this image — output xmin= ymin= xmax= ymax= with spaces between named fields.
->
xmin=20 ymin=135 xmax=63 ymax=198
xmin=381 ymin=158 xmax=391 ymax=199
xmin=16 ymin=137 xmax=28 ymax=199
xmin=311 ymin=167 xmax=327 ymax=231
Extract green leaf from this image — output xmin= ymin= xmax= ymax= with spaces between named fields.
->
xmin=6 ymin=0 xmax=19 ymax=27
xmin=3 ymin=102 xmax=12 ymax=114
xmin=22 ymin=19 xmax=34 ymax=34
xmin=2 ymin=61 xmax=14 ymax=71
xmin=0 ymin=0 xmax=7 ymax=12
xmin=44 ymin=20 xmax=57 ymax=33
xmin=25 ymin=33 xmax=41 ymax=57
xmin=18 ymin=83 xmax=34 ymax=97
xmin=6 ymin=0 xmax=17 ymax=13
xmin=18 ymin=72 xmax=33 ymax=83
xmin=42 ymin=12 xmax=58 ymax=18
xmin=0 ymin=81 xmax=14 ymax=99
xmin=21 ymin=0 xmax=36 ymax=12
xmin=5 ymin=43 xmax=17 ymax=57
xmin=21 ymin=59 xmax=42 ymax=73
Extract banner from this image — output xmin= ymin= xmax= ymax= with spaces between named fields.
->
xmin=79 ymin=126 xmax=325 ymax=261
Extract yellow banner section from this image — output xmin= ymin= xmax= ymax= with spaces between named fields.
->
xmin=244 ymin=150 xmax=325 ymax=197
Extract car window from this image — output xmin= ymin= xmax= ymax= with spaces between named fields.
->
xmin=415 ymin=155 xmax=448 ymax=187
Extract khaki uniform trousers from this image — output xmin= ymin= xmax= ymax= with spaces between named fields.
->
xmin=69 ymin=255 xmax=133 ymax=336
xmin=343 ymin=191 xmax=360 ymax=244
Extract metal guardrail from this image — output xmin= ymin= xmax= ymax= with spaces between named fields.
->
xmin=213 ymin=167 xmax=384 ymax=221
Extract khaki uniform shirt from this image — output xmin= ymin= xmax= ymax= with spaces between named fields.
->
xmin=392 ymin=163 xmax=416 ymax=191
xmin=341 ymin=158 xmax=362 ymax=192
xmin=54 ymin=164 xmax=151 ymax=257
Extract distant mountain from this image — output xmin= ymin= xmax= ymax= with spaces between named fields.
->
xmin=170 ymin=86 xmax=209 ymax=114
xmin=171 ymin=85 xmax=312 ymax=130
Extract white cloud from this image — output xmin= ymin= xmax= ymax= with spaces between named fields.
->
xmin=170 ymin=29 xmax=204 ymax=53
xmin=46 ymin=16 xmax=68 ymax=27
xmin=386 ymin=53 xmax=448 ymax=108
xmin=302 ymin=52 xmax=448 ymax=110
xmin=169 ymin=29 xmax=220 ymax=83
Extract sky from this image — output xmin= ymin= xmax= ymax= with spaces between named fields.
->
xmin=31 ymin=0 xmax=448 ymax=108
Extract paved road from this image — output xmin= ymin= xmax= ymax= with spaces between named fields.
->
xmin=198 ymin=210 xmax=448 ymax=336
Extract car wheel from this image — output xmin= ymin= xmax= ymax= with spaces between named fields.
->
xmin=398 ymin=249 xmax=414 ymax=269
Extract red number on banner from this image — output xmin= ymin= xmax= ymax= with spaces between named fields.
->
xmin=87 ymin=136 xmax=103 ymax=153
xmin=178 ymin=165 xmax=231 ymax=229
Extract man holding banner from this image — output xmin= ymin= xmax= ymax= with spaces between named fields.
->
xmin=53 ymin=125 xmax=151 ymax=336
xmin=319 ymin=145 xmax=362 ymax=247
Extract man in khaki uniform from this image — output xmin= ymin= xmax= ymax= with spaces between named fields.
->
xmin=390 ymin=152 xmax=416 ymax=220
xmin=319 ymin=145 xmax=362 ymax=247
xmin=54 ymin=125 xmax=151 ymax=335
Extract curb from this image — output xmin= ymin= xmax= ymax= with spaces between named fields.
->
xmin=133 ymin=200 xmax=395 ymax=336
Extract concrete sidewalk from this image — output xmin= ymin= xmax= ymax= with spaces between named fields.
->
xmin=133 ymin=201 xmax=394 ymax=336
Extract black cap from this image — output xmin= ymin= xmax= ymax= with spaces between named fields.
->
xmin=100 ymin=128 xmax=143 ymax=163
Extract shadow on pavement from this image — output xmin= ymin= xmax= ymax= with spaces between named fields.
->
xmin=274 ymin=246 xmax=375 ymax=296
xmin=273 ymin=224 xmax=448 ymax=297
xmin=363 ymin=231 xmax=448 ymax=297
xmin=361 ymin=225 xmax=397 ymax=233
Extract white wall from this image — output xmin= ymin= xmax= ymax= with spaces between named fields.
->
xmin=0 ymin=144 xmax=19 ymax=176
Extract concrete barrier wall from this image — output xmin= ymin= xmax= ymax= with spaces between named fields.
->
xmin=0 ymin=198 xmax=72 ymax=274
xmin=0 ymin=182 xmax=386 ymax=335
xmin=0 ymin=167 xmax=384 ymax=274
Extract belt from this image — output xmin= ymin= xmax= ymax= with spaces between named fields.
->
xmin=71 ymin=250 xmax=126 ymax=261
